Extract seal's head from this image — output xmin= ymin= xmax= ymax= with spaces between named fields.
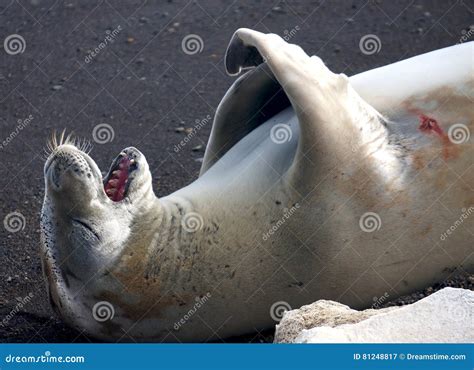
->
xmin=44 ymin=133 xmax=154 ymax=209
xmin=41 ymin=133 xmax=158 ymax=320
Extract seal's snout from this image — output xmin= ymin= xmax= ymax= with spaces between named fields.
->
xmin=45 ymin=144 xmax=95 ymax=191
xmin=43 ymin=132 xmax=153 ymax=208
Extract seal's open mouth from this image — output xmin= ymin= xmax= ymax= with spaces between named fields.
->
xmin=103 ymin=153 xmax=138 ymax=202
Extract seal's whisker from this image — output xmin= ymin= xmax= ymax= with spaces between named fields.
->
xmin=51 ymin=130 xmax=58 ymax=149
xmin=44 ymin=130 xmax=92 ymax=160
xmin=59 ymin=129 xmax=65 ymax=146
xmin=42 ymin=147 xmax=51 ymax=157
xmin=80 ymin=139 xmax=93 ymax=154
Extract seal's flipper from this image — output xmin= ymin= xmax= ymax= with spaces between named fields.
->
xmin=225 ymin=35 xmax=264 ymax=76
xmin=222 ymin=28 xmax=387 ymax=193
xmin=200 ymin=62 xmax=290 ymax=176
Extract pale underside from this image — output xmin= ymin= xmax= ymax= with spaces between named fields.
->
xmin=42 ymin=29 xmax=473 ymax=342
xmin=107 ymin=35 xmax=472 ymax=341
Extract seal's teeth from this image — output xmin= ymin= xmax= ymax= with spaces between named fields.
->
xmin=104 ymin=154 xmax=132 ymax=202
xmin=108 ymin=179 xmax=119 ymax=187
xmin=106 ymin=188 xmax=117 ymax=195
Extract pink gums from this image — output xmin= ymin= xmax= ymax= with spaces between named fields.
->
xmin=104 ymin=157 xmax=131 ymax=202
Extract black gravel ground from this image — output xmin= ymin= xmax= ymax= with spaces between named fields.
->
xmin=0 ymin=0 xmax=472 ymax=343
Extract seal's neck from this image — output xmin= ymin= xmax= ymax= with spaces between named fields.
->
xmin=115 ymin=194 xmax=211 ymax=293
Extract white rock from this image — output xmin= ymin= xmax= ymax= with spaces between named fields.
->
xmin=274 ymin=288 xmax=473 ymax=343
xmin=274 ymin=300 xmax=396 ymax=343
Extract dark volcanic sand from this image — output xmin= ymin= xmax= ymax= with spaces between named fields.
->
xmin=0 ymin=0 xmax=472 ymax=343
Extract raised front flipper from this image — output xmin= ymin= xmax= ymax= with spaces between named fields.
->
xmin=224 ymin=28 xmax=388 ymax=195
xmin=200 ymin=62 xmax=290 ymax=176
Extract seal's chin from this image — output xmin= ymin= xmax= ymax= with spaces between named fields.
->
xmin=103 ymin=152 xmax=138 ymax=202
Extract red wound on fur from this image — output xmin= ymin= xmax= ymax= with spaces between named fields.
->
xmin=418 ymin=114 xmax=444 ymax=136
xmin=417 ymin=114 xmax=459 ymax=160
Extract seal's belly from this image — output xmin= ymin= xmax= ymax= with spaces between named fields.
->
xmin=178 ymin=81 xmax=474 ymax=318
xmin=95 ymin=59 xmax=474 ymax=342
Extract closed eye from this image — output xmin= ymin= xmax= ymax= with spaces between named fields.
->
xmin=71 ymin=219 xmax=100 ymax=241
